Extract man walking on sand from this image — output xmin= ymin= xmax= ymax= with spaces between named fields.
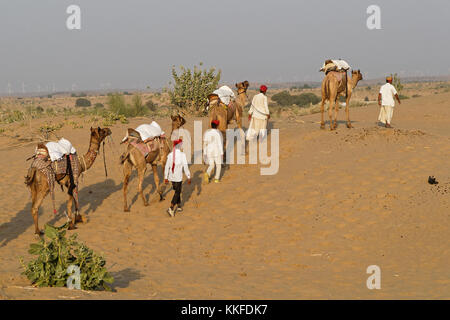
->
xmin=246 ymin=85 xmax=270 ymax=143
xmin=164 ymin=139 xmax=191 ymax=217
xmin=203 ymin=120 xmax=223 ymax=184
xmin=378 ymin=76 xmax=401 ymax=128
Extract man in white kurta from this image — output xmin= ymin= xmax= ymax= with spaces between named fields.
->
xmin=378 ymin=76 xmax=401 ymax=128
xmin=203 ymin=120 xmax=224 ymax=183
xmin=246 ymin=85 xmax=270 ymax=141
xmin=164 ymin=139 xmax=191 ymax=217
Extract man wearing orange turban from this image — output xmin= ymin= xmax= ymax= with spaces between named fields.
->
xmin=378 ymin=76 xmax=401 ymax=128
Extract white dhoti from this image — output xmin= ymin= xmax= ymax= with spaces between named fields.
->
xmin=378 ymin=105 xmax=394 ymax=124
xmin=246 ymin=118 xmax=267 ymax=141
xmin=206 ymin=155 xmax=222 ymax=180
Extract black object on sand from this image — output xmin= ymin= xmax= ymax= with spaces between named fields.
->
xmin=428 ymin=176 xmax=438 ymax=185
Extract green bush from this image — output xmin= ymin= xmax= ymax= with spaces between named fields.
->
xmin=168 ymin=62 xmax=221 ymax=113
xmin=20 ymin=224 xmax=114 ymax=291
xmin=271 ymin=91 xmax=320 ymax=107
xmin=390 ymin=73 xmax=404 ymax=93
xmin=75 ymin=98 xmax=91 ymax=107
xmin=94 ymin=103 xmax=104 ymax=109
xmin=107 ymin=93 xmax=147 ymax=117
xmin=146 ymin=99 xmax=157 ymax=112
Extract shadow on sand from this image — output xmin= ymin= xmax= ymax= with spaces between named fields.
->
xmin=110 ymin=268 xmax=142 ymax=291
xmin=0 ymin=178 xmax=121 ymax=248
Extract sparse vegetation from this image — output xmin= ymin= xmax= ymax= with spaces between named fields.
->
xmin=391 ymin=73 xmax=404 ymax=93
xmin=271 ymin=91 xmax=321 ymax=107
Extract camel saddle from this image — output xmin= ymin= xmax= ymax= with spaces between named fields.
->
xmin=28 ymin=143 xmax=81 ymax=214
xmin=126 ymin=128 xmax=164 ymax=158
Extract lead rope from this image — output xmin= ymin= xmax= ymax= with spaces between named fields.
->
xmin=102 ymin=141 xmax=108 ymax=177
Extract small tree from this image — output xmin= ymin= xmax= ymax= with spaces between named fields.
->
xmin=390 ymin=73 xmax=404 ymax=93
xmin=168 ymin=62 xmax=221 ymax=113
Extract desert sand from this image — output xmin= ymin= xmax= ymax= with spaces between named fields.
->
xmin=0 ymin=91 xmax=449 ymax=299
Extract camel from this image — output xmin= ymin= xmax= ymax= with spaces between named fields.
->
xmin=320 ymin=69 xmax=363 ymax=130
xmin=24 ymin=127 xmax=112 ymax=234
xmin=208 ymin=81 xmax=249 ymax=133
xmin=120 ymin=115 xmax=186 ymax=212
xmin=208 ymin=81 xmax=249 ymax=157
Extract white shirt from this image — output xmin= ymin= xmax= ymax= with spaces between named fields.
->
xmin=379 ymin=83 xmax=398 ymax=107
xmin=203 ymin=129 xmax=223 ymax=158
xmin=164 ymin=148 xmax=191 ymax=182
xmin=249 ymin=93 xmax=269 ymax=120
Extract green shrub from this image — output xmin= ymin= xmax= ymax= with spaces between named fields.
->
xmin=131 ymin=94 xmax=147 ymax=117
xmin=391 ymin=73 xmax=404 ymax=93
xmin=75 ymin=98 xmax=91 ymax=107
xmin=106 ymin=93 xmax=147 ymax=117
xmin=168 ymin=62 xmax=221 ymax=113
xmin=271 ymin=91 xmax=320 ymax=107
xmin=94 ymin=103 xmax=104 ymax=109
xmin=146 ymin=99 xmax=157 ymax=112
xmin=399 ymin=94 xmax=409 ymax=100
xmin=20 ymin=224 xmax=114 ymax=291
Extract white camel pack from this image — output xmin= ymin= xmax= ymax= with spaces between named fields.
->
xmin=320 ymin=59 xmax=351 ymax=73
xmin=122 ymin=121 xmax=165 ymax=143
xmin=213 ymin=85 xmax=235 ymax=105
xmin=45 ymin=138 xmax=77 ymax=162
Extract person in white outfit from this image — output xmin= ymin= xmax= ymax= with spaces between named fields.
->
xmin=246 ymin=85 xmax=270 ymax=142
xmin=378 ymin=76 xmax=401 ymax=128
xmin=164 ymin=139 xmax=191 ymax=217
xmin=203 ymin=120 xmax=224 ymax=184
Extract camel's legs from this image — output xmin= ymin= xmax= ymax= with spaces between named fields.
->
xmin=123 ymin=160 xmax=132 ymax=212
xmin=66 ymin=193 xmax=76 ymax=230
xmin=151 ymin=164 xmax=163 ymax=201
xmin=345 ymin=95 xmax=352 ymax=128
xmin=334 ymin=98 xmax=339 ymax=129
xmin=328 ymin=96 xmax=336 ymax=130
xmin=320 ymin=98 xmax=326 ymax=129
xmin=31 ymin=190 xmax=47 ymax=235
xmin=137 ymin=165 xmax=148 ymax=207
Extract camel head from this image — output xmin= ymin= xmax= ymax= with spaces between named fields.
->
xmin=351 ymin=69 xmax=363 ymax=82
xmin=171 ymin=114 xmax=186 ymax=132
xmin=235 ymin=80 xmax=250 ymax=94
xmin=90 ymin=126 xmax=112 ymax=143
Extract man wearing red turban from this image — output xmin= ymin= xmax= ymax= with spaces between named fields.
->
xmin=164 ymin=138 xmax=191 ymax=217
xmin=246 ymin=85 xmax=270 ymax=144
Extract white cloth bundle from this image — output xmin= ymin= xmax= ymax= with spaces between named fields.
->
xmin=213 ymin=85 xmax=235 ymax=105
xmin=45 ymin=138 xmax=77 ymax=162
xmin=320 ymin=59 xmax=351 ymax=72
xmin=135 ymin=121 xmax=164 ymax=141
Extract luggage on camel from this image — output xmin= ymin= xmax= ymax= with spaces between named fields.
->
xmin=121 ymin=121 xmax=166 ymax=158
xmin=320 ymin=59 xmax=351 ymax=74
xmin=27 ymin=139 xmax=81 ymax=214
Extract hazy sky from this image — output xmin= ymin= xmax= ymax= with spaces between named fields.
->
xmin=0 ymin=0 xmax=449 ymax=93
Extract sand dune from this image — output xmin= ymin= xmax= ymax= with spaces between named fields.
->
xmin=0 ymin=92 xmax=449 ymax=299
